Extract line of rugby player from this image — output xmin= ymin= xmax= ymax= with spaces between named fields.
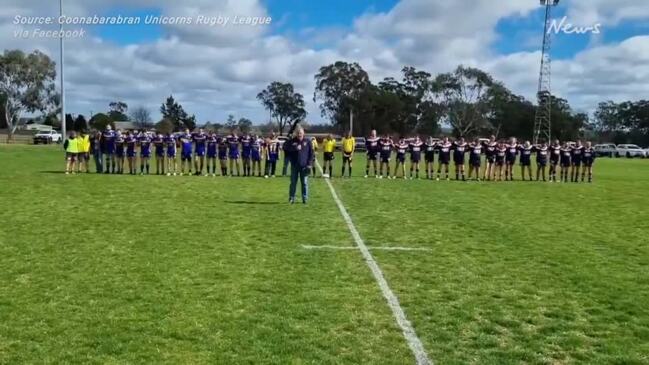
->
xmin=360 ymin=130 xmax=596 ymax=182
xmin=96 ymin=126 xmax=283 ymax=177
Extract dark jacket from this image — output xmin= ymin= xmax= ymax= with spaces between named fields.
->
xmin=284 ymin=137 xmax=314 ymax=169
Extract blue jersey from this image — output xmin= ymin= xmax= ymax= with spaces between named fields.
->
xmin=227 ymin=136 xmax=240 ymax=157
xmin=179 ymin=134 xmax=193 ymax=156
xmin=102 ymin=130 xmax=115 ymax=153
xmin=265 ymin=139 xmax=280 ymax=161
xmin=583 ymin=148 xmax=595 ymax=166
xmin=207 ymin=136 xmax=218 ymax=157
xmin=396 ymin=143 xmax=408 ymax=162
xmin=506 ymin=144 xmax=518 ymax=163
xmin=193 ymin=133 xmax=207 ymax=155
xmin=240 ymin=136 xmax=252 ymax=158
xmin=139 ymin=135 xmax=152 ymax=157
xmin=452 ymin=142 xmax=468 ymax=164
xmin=535 ymin=146 xmax=548 ymax=165
xmin=409 ymin=141 xmax=423 ymax=161
xmin=519 ymin=146 xmax=533 ymax=165
xmin=165 ymin=136 xmax=177 ymax=156
xmin=125 ymin=136 xmax=137 ymax=157
xmin=115 ymin=135 xmax=125 ymax=156
xmin=251 ymin=138 xmax=262 ymax=161
xmin=469 ymin=144 xmax=482 ymax=165
xmin=153 ymin=137 xmax=165 ymax=156
xmin=437 ymin=142 xmax=452 ymax=163
xmin=379 ymin=139 xmax=393 ymax=160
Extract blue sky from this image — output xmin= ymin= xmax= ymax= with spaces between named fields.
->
xmin=6 ymin=0 xmax=648 ymax=123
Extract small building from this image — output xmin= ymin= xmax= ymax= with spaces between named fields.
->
xmin=113 ymin=121 xmax=137 ymax=131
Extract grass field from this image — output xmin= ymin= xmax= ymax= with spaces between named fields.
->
xmin=1 ymin=145 xmax=648 ymax=364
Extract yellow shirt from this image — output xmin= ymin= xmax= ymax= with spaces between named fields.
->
xmin=79 ymin=135 xmax=90 ymax=152
xmin=342 ymin=137 xmax=355 ymax=153
xmin=323 ymin=139 xmax=336 ymax=153
xmin=311 ymin=139 xmax=318 ymax=151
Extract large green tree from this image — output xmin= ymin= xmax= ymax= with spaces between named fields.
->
xmin=0 ymin=49 xmax=57 ymax=141
xmin=160 ymin=95 xmax=196 ymax=131
xmin=257 ymin=82 xmax=306 ymax=136
xmin=432 ymin=66 xmax=498 ymax=137
xmin=314 ymin=61 xmax=370 ymax=134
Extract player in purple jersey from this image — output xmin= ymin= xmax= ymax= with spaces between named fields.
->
xmin=570 ymin=140 xmax=585 ymax=183
xmin=138 ymin=132 xmax=152 ymax=175
xmin=125 ymin=131 xmax=137 ymax=175
xmin=548 ymin=139 xmax=561 ymax=182
xmin=152 ymin=133 xmax=165 ymax=175
xmin=178 ymin=129 xmax=193 ymax=176
xmin=423 ymin=137 xmax=436 ymax=180
xmin=227 ymin=133 xmax=241 ymax=176
xmin=165 ymin=133 xmax=178 ymax=176
xmin=217 ymin=135 xmax=229 ymax=176
xmin=192 ymin=128 xmax=207 ymax=176
xmin=467 ymin=138 xmax=482 ymax=181
xmin=101 ymin=126 xmax=116 ymax=174
xmin=505 ymin=137 xmax=518 ymax=181
xmin=206 ymin=133 xmax=218 ymax=176
xmin=482 ymin=135 xmax=497 ymax=181
xmin=582 ymin=141 xmax=596 ymax=183
xmin=518 ymin=141 xmax=534 ymax=181
xmin=534 ymin=140 xmax=549 ymax=182
xmin=408 ymin=136 xmax=423 ymax=179
xmin=264 ymin=133 xmax=280 ymax=178
xmin=251 ymin=135 xmax=263 ymax=177
xmin=364 ymin=130 xmax=380 ymax=178
xmin=378 ymin=135 xmax=393 ymax=179
xmin=452 ymin=137 xmax=468 ymax=181
xmin=436 ymin=137 xmax=452 ymax=181
xmin=114 ymin=131 xmax=126 ymax=174
xmin=240 ymin=134 xmax=253 ymax=176
xmin=393 ymin=138 xmax=408 ymax=179
xmin=494 ymin=142 xmax=507 ymax=181
xmin=559 ymin=142 xmax=572 ymax=183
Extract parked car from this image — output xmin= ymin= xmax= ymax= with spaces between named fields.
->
xmin=33 ymin=130 xmax=62 ymax=144
xmin=355 ymin=137 xmax=366 ymax=152
xmin=644 ymin=147 xmax=649 ymax=158
xmin=593 ymin=143 xmax=618 ymax=157
xmin=615 ymin=144 xmax=645 ymax=158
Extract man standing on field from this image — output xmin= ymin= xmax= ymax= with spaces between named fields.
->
xmin=285 ymin=127 xmax=314 ymax=204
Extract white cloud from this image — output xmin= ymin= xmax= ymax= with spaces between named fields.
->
xmin=1 ymin=0 xmax=648 ymax=125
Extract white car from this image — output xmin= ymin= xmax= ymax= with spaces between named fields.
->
xmin=615 ymin=144 xmax=645 ymax=158
xmin=644 ymin=147 xmax=649 ymax=158
xmin=33 ymin=130 xmax=62 ymax=144
xmin=593 ymin=143 xmax=617 ymax=157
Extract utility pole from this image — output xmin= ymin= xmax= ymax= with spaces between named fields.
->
xmin=59 ymin=0 xmax=66 ymax=138
xmin=533 ymin=0 xmax=560 ymax=144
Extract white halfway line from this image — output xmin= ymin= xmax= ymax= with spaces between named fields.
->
xmin=302 ymin=245 xmax=432 ymax=252
xmin=316 ymin=161 xmax=432 ymax=365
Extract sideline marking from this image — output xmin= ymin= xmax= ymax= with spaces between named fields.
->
xmin=301 ymin=244 xmax=432 ymax=252
xmin=316 ymin=161 xmax=432 ymax=365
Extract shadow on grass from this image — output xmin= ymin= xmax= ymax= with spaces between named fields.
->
xmin=224 ymin=200 xmax=281 ymax=205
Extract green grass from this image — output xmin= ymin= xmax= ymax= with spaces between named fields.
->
xmin=1 ymin=145 xmax=648 ymax=364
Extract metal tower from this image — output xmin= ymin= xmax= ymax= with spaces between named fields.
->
xmin=533 ymin=0 xmax=559 ymax=144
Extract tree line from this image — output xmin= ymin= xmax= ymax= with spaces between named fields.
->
xmin=2 ymin=49 xmax=648 ymax=145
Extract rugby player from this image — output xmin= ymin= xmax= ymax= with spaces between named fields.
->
xmin=365 ymin=130 xmax=380 ymax=178
xmin=228 ymin=132 xmax=241 ymax=176
xmin=560 ymin=142 xmax=572 ymax=183
xmin=482 ymin=135 xmax=497 ymax=181
xmin=571 ymin=140 xmax=584 ymax=183
xmin=519 ymin=141 xmax=534 ymax=181
xmin=549 ymin=139 xmax=561 ymax=182
xmin=114 ymin=130 xmax=126 ymax=174
xmin=423 ymin=137 xmax=436 ymax=180
xmin=264 ymin=133 xmax=280 ymax=178
xmin=409 ymin=136 xmax=423 ymax=179
xmin=505 ymin=137 xmax=518 ymax=181
xmin=378 ymin=134 xmax=393 ymax=179
xmin=240 ymin=133 xmax=253 ymax=176
xmin=102 ymin=125 xmax=116 ymax=174
xmin=494 ymin=142 xmax=507 ymax=181
xmin=179 ymin=129 xmax=194 ymax=176
xmin=393 ymin=137 xmax=408 ymax=179
xmin=206 ymin=132 xmax=218 ymax=176
xmin=125 ymin=131 xmax=137 ymax=175
xmin=152 ymin=133 xmax=165 ymax=175
xmin=165 ymin=133 xmax=178 ymax=176
xmin=467 ymin=138 xmax=482 ymax=181
xmin=193 ymin=128 xmax=207 ymax=176
xmin=252 ymin=135 xmax=263 ymax=177
xmin=534 ymin=140 xmax=548 ymax=182
xmin=452 ymin=137 xmax=468 ymax=181
xmin=218 ymin=134 xmax=229 ymax=176
xmin=138 ymin=131 xmax=152 ymax=175
xmin=436 ymin=137 xmax=452 ymax=181
xmin=582 ymin=141 xmax=595 ymax=183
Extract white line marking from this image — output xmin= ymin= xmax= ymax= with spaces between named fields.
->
xmin=301 ymin=245 xmax=432 ymax=252
xmin=316 ymin=161 xmax=432 ymax=365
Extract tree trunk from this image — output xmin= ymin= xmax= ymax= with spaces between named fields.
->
xmin=4 ymin=100 xmax=13 ymax=143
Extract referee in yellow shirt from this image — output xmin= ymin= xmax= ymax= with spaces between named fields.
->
xmin=341 ymin=131 xmax=355 ymax=178
xmin=310 ymin=137 xmax=318 ymax=176
xmin=322 ymin=134 xmax=336 ymax=178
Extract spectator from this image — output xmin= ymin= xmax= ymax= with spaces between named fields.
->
xmin=284 ymin=127 xmax=314 ymax=204
xmin=63 ymin=131 xmax=79 ymax=174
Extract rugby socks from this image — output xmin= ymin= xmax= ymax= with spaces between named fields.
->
xmin=348 ymin=167 xmax=352 ymax=177
xmin=328 ymin=166 xmax=332 ymax=177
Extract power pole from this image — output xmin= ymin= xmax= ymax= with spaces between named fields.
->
xmin=533 ymin=0 xmax=559 ymax=145
xmin=59 ymin=0 xmax=66 ymax=138
xmin=349 ymin=108 xmax=353 ymax=135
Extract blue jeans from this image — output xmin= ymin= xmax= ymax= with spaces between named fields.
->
xmin=93 ymin=150 xmax=103 ymax=173
xmin=289 ymin=164 xmax=309 ymax=202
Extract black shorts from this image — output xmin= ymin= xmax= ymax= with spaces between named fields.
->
xmin=425 ymin=153 xmax=435 ymax=163
xmin=411 ymin=157 xmax=421 ymax=163
xmin=561 ymin=161 xmax=571 ymax=168
xmin=506 ymin=159 xmax=516 ymax=165
xmin=550 ymin=159 xmax=559 ymax=165
xmin=572 ymin=161 xmax=582 ymax=167
xmin=520 ymin=161 xmax=531 ymax=167
xmin=367 ymin=152 xmax=378 ymax=161
xmin=470 ymin=159 xmax=481 ymax=167
xmin=439 ymin=158 xmax=450 ymax=165
xmin=343 ymin=152 xmax=353 ymax=161
xmin=381 ymin=156 xmax=390 ymax=163
xmin=454 ymin=158 xmax=465 ymax=165
xmin=495 ymin=159 xmax=505 ymax=166
xmin=537 ymin=161 xmax=547 ymax=167
xmin=486 ymin=156 xmax=496 ymax=163
xmin=583 ymin=161 xmax=593 ymax=167
xmin=66 ymin=152 xmax=77 ymax=161
xmin=324 ymin=152 xmax=334 ymax=161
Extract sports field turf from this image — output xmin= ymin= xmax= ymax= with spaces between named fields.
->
xmin=1 ymin=145 xmax=648 ymax=364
